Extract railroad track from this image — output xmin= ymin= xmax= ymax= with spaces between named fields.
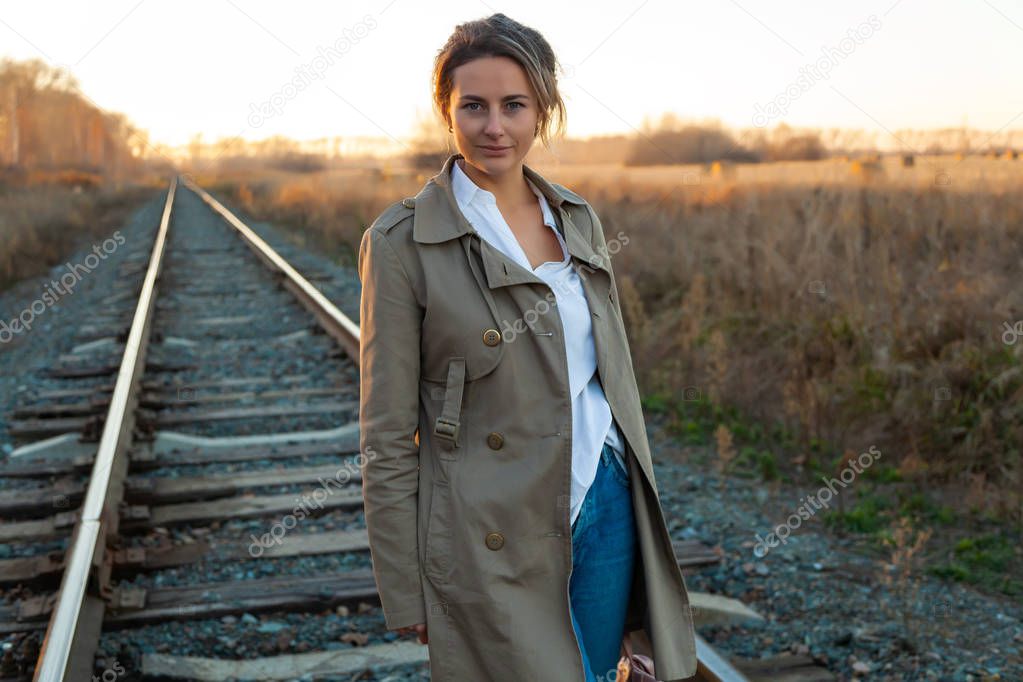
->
xmin=0 ymin=177 xmax=831 ymax=681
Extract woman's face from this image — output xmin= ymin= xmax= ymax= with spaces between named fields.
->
xmin=448 ymin=55 xmax=539 ymax=177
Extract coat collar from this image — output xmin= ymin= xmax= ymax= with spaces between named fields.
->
xmin=411 ymin=153 xmax=611 ymax=284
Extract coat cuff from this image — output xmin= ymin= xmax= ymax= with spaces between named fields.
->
xmin=381 ymin=596 xmax=428 ymax=631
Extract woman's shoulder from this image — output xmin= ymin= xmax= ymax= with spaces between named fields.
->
xmin=359 ymin=197 xmax=425 ymax=282
xmin=366 ymin=171 xmax=440 ymax=239
xmin=367 ymin=197 xmax=416 ymax=237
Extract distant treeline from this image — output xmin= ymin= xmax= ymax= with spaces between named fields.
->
xmin=536 ymin=115 xmax=1023 ymax=167
xmin=0 ymin=57 xmax=144 ymax=185
xmin=624 ymin=124 xmax=823 ymax=165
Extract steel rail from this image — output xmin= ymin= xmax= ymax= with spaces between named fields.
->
xmin=695 ymin=632 xmax=751 ymax=681
xmin=33 ymin=177 xmax=178 ymax=681
xmin=180 ymin=175 xmax=361 ymax=362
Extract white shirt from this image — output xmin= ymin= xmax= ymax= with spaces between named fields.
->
xmin=451 ymin=160 xmax=626 ymax=528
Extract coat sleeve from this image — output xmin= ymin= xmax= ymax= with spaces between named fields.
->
xmin=357 ymin=225 xmax=427 ymax=630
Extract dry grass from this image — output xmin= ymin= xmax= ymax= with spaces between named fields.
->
xmin=714 ymin=423 xmax=737 ymax=487
xmin=880 ymin=516 xmax=934 ymax=648
xmin=0 ymin=184 xmax=155 ymax=293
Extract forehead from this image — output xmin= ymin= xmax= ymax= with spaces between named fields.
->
xmin=450 ymin=56 xmax=532 ymax=97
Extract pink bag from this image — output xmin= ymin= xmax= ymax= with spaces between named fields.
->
xmin=616 ymin=633 xmax=657 ymax=681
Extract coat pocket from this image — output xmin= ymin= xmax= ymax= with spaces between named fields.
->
xmin=423 ymin=477 xmax=453 ymax=584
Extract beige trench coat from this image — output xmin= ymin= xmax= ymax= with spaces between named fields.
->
xmin=358 ymin=152 xmax=697 ymax=681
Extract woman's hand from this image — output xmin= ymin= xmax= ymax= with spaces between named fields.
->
xmin=396 ymin=622 xmax=428 ymax=644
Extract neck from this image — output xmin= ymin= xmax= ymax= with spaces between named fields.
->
xmin=457 ymin=157 xmax=533 ymax=207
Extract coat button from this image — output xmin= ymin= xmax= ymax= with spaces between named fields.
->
xmin=485 ymin=532 xmax=505 ymax=550
xmin=402 ymin=197 xmax=415 ymax=208
xmin=486 ymin=432 xmax=504 ymax=450
xmin=482 ymin=328 xmax=502 ymax=346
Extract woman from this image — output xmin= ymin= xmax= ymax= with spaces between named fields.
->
xmin=358 ymin=13 xmax=697 ymax=682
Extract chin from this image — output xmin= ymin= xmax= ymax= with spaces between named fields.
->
xmin=468 ymin=149 xmax=521 ymax=173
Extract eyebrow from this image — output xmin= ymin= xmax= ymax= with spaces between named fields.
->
xmin=458 ymin=94 xmax=531 ymax=102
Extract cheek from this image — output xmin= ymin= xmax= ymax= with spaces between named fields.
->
xmin=452 ymin=111 xmax=475 ymax=132
xmin=514 ymin=111 xmax=538 ymax=132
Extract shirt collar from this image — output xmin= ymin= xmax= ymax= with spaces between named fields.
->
xmin=451 ymin=158 xmax=558 ymax=229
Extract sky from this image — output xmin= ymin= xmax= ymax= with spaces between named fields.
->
xmin=1 ymin=0 xmax=1021 ymax=149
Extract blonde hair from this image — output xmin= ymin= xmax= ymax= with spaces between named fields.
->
xmin=432 ymin=13 xmax=567 ymax=150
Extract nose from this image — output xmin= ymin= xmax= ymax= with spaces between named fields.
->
xmin=484 ymin=110 xmax=504 ymax=137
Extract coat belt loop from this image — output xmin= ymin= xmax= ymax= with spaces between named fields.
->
xmin=434 ymin=356 xmax=465 ymax=448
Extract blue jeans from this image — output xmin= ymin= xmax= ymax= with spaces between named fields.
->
xmin=569 ymin=443 xmax=637 ymax=682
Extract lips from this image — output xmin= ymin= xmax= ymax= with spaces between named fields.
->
xmin=480 ymin=145 xmax=510 ymax=151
